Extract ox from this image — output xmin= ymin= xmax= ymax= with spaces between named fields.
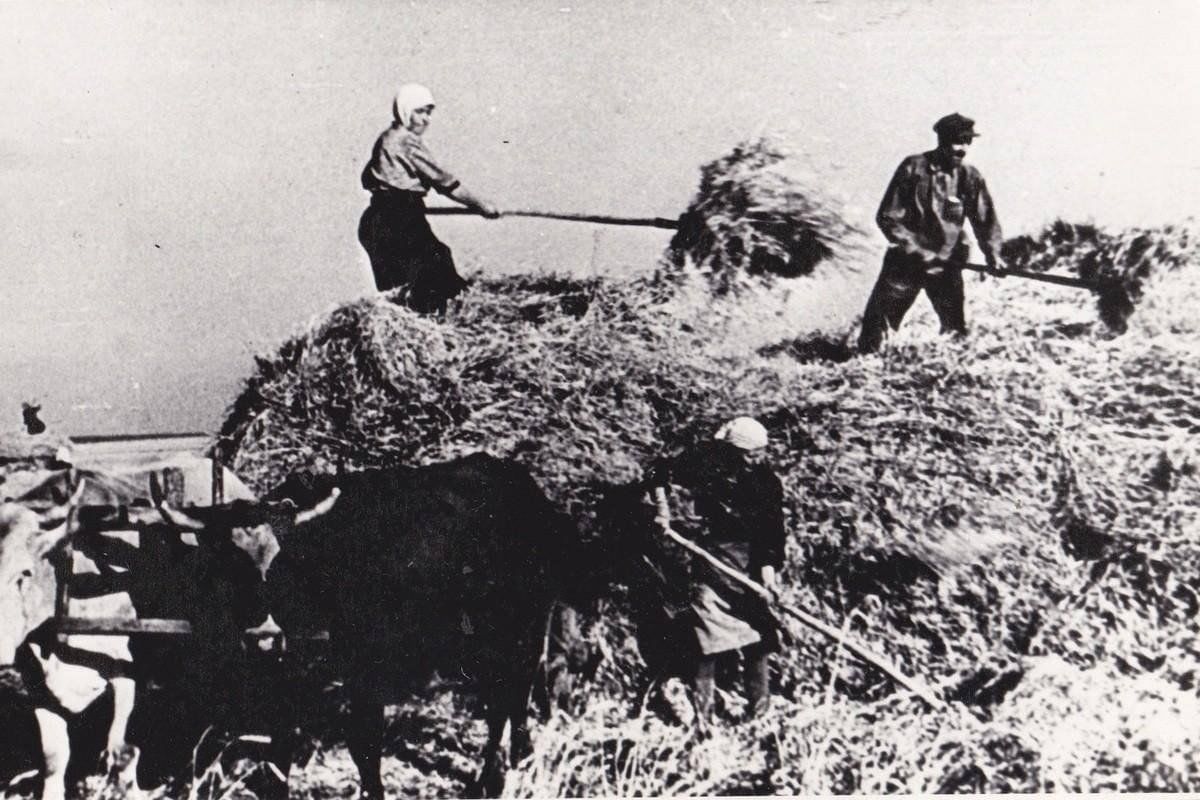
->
xmin=0 ymin=458 xmax=273 ymax=800
xmin=163 ymin=453 xmax=578 ymax=799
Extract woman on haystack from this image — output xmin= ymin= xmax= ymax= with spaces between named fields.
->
xmin=646 ymin=417 xmax=787 ymax=723
xmin=358 ymin=83 xmax=501 ymax=314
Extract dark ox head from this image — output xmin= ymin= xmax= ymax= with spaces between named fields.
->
xmin=156 ymin=488 xmax=341 ymax=637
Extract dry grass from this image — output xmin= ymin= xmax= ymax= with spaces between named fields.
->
xmin=204 ymin=215 xmax=1200 ymax=796
xmin=662 ymin=136 xmax=874 ymax=295
xmin=1001 ymin=218 xmax=1197 ymax=331
xmin=9 ymin=137 xmax=1199 ymax=797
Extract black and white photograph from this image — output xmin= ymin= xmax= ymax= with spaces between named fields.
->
xmin=2 ymin=1 xmax=1198 ymax=797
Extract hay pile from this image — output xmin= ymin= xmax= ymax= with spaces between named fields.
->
xmin=500 ymin=225 xmax=1200 ymax=796
xmin=0 ymin=430 xmax=72 ymax=467
xmin=215 ymin=130 xmax=1200 ymax=794
xmin=218 ymin=274 xmax=745 ymax=522
xmin=763 ymin=225 xmax=1200 ymax=792
xmin=662 ymin=136 xmax=873 ymax=295
xmin=0 ymin=429 xmax=75 ymax=503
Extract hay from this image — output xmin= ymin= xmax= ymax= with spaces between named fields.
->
xmin=0 ymin=429 xmax=74 ymax=503
xmin=662 ymin=136 xmax=873 ymax=295
xmin=219 ymin=135 xmax=875 ymax=502
xmin=218 ymin=275 xmax=744 ymax=523
xmin=216 ymin=205 xmax=1200 ymax=795
xmin=1001 ymin=219 xmax=1198 ymax=331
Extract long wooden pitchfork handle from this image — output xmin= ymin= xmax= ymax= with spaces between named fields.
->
xmin=426 ymin=206 xmax=679 ymax=229
xmin=652 ymin=487 xmax=944 ymax=709
xmin=954 ymin=261 xmax=1096 ymax=290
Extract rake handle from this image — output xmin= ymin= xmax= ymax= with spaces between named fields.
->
xmin=426 ymin=206 xmax=679 ymax=229
xmin=955 ymin=261 xmax=1096 ymax=290
xmin=652 ymin=488 xmax=944 ymax=709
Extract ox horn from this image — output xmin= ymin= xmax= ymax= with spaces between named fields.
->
xmin=157 ymin=489 xmax=339 ymax=532
xmin=157 ymin=502 xmax=209 ymax=532
xmin=294 ymin=488 xmax=340 ymax=525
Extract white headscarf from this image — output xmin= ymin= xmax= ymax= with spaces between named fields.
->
xmin=393 ymin=83 xmax=436 ymax=128
xmin=714 ymin=416 xmax=769 ymax=451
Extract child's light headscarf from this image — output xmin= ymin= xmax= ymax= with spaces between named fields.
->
xmin=393 ymin=83 xmax=435 ymax=128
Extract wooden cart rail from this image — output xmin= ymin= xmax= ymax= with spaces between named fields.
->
xmin=54 ymin=618 xmax=193 ymax=635
xmin=54 ymin=500 xmax=303 ymax=535
xmin=48 ymin=617 xmax=330 ymax=640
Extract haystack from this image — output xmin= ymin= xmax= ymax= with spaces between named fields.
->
xmin=503 ymin=229 xmax=1200 ymax=795
xmin=221 ymin=137 xmax=870 ymax=506
xmin=0 ymin=430 xmax=72 ymax=467
xmin=0 ymin=429 xmax=75 ymax=502
xmin=218 ymin=128 xmax=1200 ymax=794
xmin=218 ymin=275 xmax=747 ymax=521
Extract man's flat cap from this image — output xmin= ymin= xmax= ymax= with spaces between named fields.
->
xmin=933 ymin=112 xmax=980 ymax=141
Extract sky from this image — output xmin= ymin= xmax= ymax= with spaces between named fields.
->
xmin=1 ymin=0 xmax=1198 ymax=435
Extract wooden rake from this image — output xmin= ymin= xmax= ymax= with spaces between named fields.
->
xmin=652 ymin=487 xmax=945 ymax=710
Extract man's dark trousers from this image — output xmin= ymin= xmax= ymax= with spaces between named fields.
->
xmin=858 ymin=247 xmax=968 ymax=353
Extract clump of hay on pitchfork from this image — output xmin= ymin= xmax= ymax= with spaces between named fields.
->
xmin=662 ymin=135 xmax=873 ymax=295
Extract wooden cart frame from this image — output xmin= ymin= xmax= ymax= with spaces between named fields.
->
xmin=44 ymin=453 xmax=326 ymax=641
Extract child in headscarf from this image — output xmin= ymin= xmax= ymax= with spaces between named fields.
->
xmin=358 ymin=83 xmax=501 ymax=314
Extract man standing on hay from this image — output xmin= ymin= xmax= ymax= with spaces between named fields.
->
xmin=649 ymin=417 xmax=787 ymax=723
xmin=358 ymin=83 xmax=501 ymax=314
xmin=858 ymin=113 xmax=1007 ymax=353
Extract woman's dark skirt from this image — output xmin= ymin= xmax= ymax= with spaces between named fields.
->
xmin=357 ymin=192 xmax=469 ymax=314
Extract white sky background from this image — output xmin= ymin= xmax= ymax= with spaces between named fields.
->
xmin=1 ymin=0 xmax=1197 ymax=434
